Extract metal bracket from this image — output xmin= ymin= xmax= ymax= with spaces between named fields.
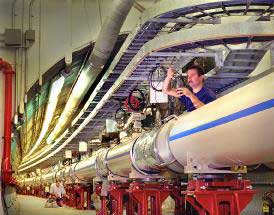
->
xmin=107 ymin=173 xmax=128 ymax=182
xmin=129 ymin=167 xmax=163 ymax=180
xmin=162 ymin=114 xmax=178 ymax=123
xmin=185 ymin=153 xmax=236 ymax=174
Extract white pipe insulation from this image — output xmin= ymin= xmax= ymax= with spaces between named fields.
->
xmin=36 ymin=0 xmax=135 ymax=149
xmin=18 ymin=71 xmax=274 ymax=187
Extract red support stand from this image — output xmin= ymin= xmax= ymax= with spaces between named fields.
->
xmin=128 ymin=181 xmax=171 ymax=215
xmin=109 ymin=183 xmax=129 ymax=214
xmin=75 ymin=184 xmax=93 ymax=210
xmin=66 ymin=185 xmax=77 ymax=208
xmin=183 ymin=179 xmax=256 ymax=215
xmin=95 ymin=183 xmax=108 ymax=215
xmin=170 ymin=184 xmax=185 ymax=215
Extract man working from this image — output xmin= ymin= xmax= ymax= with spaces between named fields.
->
xmin=162 ymin=65 xmax=216 ymax=112
xmin=49 ymin=179 xmax=66 ymax=207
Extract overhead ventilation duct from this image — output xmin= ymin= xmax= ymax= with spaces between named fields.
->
xmin=23 ymin=0 xmax=134 ymax=159
xmin=46 ymin=0 xmax=134 ymax=145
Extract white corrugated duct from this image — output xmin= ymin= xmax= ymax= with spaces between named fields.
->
xmin=23 ymin=0 xmax=135 ymax=161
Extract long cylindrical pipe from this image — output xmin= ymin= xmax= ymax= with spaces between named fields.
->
xmin=168 ymin=72 xmax=274 ymax=171
xmin=0 ymin=58 xmax=15 ymax=184
xmin=45 ymin=0 xmax=134 ymax=147
xmin=19 ymin=72 xmax=274 ymax=186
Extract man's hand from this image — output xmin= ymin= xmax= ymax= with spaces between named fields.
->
xmin=176 ymin=87 xmax=193 ymax=98
xmin=167 ymin=67 xmax=175 ymax=79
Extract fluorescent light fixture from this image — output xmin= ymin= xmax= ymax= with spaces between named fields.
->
xmin=46 ymin=68 xmax=91 ymax=145
xmin=18 ymin=24 xmax=141 ymax=171
xmin=19 ymin=129 xmax=69 ymax=168
xmin=23 ymin=76 xmax=65 ymax=160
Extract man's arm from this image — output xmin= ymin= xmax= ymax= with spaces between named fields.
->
xmin=177 ymin=88 xmax=216 ymax=109
xmin=162 ymin=67 xmax=181 ymax=98
xmin=176 ymin=88 xmax=204 ymax=109
xmin=188 ymin=94 xmax=205 ymax=109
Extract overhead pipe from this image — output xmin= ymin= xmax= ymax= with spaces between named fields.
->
xmin=0 ymin=58 xmax=15 ymax=184
xmin=43 ymin=0 xmax=135 ymax=150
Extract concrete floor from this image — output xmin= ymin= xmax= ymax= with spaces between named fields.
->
xmin=17 ymin=195 xmax=96 ymax=215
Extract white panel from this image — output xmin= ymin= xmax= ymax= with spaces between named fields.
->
xmin=149 ymin=81 xmax=168 ymax=103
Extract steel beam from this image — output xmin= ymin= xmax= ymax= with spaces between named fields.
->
xmin=149 ymin=17 xmax=220 ymax=25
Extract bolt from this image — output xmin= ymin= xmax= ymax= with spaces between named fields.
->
xmin=200 ymin=186 xmax=206 ymax=190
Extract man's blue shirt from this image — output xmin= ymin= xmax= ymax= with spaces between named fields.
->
xmin=179 ymin=87 xmax=216 ymax=112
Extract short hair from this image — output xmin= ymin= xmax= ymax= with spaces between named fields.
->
xmin=56 ymin=178 xmax=62 ymax=183
xmin=187 ymin=65 xmax=205 ymax=76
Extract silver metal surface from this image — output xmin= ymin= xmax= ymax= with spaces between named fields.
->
xmin=73 ymin=156 xmax=97 ymax=183
xmin=19 ymin=0 xmax=274 ymax=171
xmin=18 ymin=71 xmax=274 ymax=183
xmin=154 ymin=122 xmax=185 ymax=173
xmin=95 ymin=148 xmax=109 ymax=178
xmin=169 ymin=71 xmax=274 ymax=171
xmin=131 ymin=129 xmax=161 ymax=175
xmin=41 ymin=172 xmax=55 ymax=185
xmin=106 ymin=135 xmax=139 ymax=177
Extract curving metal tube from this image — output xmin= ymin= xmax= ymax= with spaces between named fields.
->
xmin=18 ymin=71 xmax=274 ymax=186
xmin=34 ymin=0 xmax=135 ymax=154
xmin=106 ymin=134 xmax=140 ymax=178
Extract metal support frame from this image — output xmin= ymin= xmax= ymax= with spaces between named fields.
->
xmin=95 ymin=181 xmax=183 ymax=215
xmin=127 ymin=181 xmax=171 ymax=215
xmin=183 ymin=179 xmax=256 ymax=215
xmin=74 ymin=184 xmax=93 ymax=210
xmin=150 ymin=17 xmax=220 ymax=25
xmin=109 ymin=182 xmax=129 ymax=214
xmin=94 ymin=183 xmax=108 ymax=215
xmin=65 ymin=185 xmax=77 ymax=208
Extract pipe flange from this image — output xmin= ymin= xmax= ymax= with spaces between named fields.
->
xmin=130 ymin=134 xmax=160 ymax=176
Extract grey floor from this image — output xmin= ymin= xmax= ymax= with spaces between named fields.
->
xmin=16 ymin=195 xmax=96 ymax=215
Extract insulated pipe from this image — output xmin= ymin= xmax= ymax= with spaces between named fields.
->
xmin=45 ymin=0 xmax=134 ymax=147
xmin=105 ymin=134 xmax=139 ymax=177
xmin=18 ymin=72 xmax=274 ymax=185
xmin=0 ymin=58 xmax=15 ymax=184
xmin=167 ymin=72 xmax=274 ymax=171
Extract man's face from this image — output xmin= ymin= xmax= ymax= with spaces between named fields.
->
xmin=56 ymin=181 xmax=60 ymax=187
xmin=187 ymin=68 xmax=204 ymax=89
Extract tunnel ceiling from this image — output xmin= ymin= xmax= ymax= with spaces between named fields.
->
xmin=17 ymin=0 xmax=274 ymax=173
